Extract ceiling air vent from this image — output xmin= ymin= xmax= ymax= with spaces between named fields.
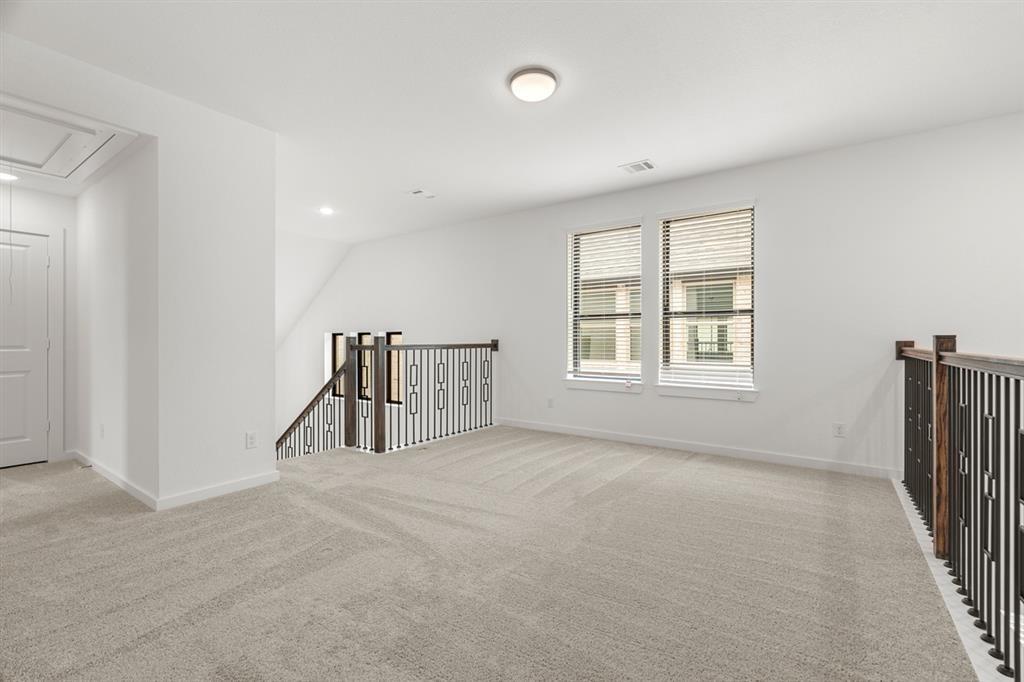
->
xmin=619 ymin=159 xmax=655 ymax=175
xmin=408 ymin=189 xmax=436 ymax=199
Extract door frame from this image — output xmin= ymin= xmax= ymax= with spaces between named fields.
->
xmin=0 ymin=227 xmax=65 ymax=463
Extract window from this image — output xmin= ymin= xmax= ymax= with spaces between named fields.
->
xmin=386 ymin=331 xmax=403 ymax=404
xmin=329 ymin=331 xmax=403 ymax=401
xmin=567 ymin=224 xmax=642 ymax=380
xmin=660 ymin=207 xmax=754 ymax=388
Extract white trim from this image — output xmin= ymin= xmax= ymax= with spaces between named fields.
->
xmin=565 ymin=220 xmax=645 ymax=384
xmin=656 ymin=384 xmax=759 ymax=402
xmin=66 ymin=449 xmax=279 ymax=512
xmin=563 ymin=377 xmax=643 ymax=394
xmin=652 ymin=199 xmax=758 ymax=224
xmin=68 ymin=449 xmax=159 ymax=510
xmin=655 ymin=201 xmax=757 ymax=401
xmin=154 ymin=470 xmax=280 ymax=511
xmin=1 ymin=227 xmax=65 ymax=464
xmin=893 ymin=480 xmax=999 ymax=682
xmin=562 ymin=215 xmax=644 ymax=236
xmin=494 ymin=417 xmax=900 ymax=479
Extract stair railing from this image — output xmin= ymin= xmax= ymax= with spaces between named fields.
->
xmin=275 ymin=359 xmax=348 ymax=459
xmin=276 ymin=333 xmax=499 ymax=459
xmin=897 ymin=335 xmax=1024 ymax=678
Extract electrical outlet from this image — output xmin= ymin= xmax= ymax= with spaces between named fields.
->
xmin=832 ymin=423 xmax=847 ymax=438
xmin=245 ymin=431 xmax=258 ymax=449
xmin=546 ymin=397 xmax=554 ymax=408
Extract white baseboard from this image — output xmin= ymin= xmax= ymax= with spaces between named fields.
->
xmin=64 ymin=449 xmax=279 ymax=511
xmin=66 ymin=449 xmax=159 ymax=510
xmin=49 ymin=450 xmax=79 ymax=462
xmin=154 ymin=470 xmax=280 ymax=511
xmin=494 ymin=417 xmax=900 ymax=480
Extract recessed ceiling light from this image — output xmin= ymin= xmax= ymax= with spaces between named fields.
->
xmin=0 ymin=172 xmax=19 ymax=182
xmin=509 ymin=67 xmax=558 ymax=103
xmin=319 ymin=206 xmax=335 ymax=216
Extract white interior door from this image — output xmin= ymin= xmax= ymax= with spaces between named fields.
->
xmin=0 ymin=231 xmax=49 ymax=468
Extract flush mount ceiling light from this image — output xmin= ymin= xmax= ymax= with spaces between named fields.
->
xmin=509 ymin=67 xmax=558 ymax=103
xmin=0 ymin=172 xmax=18 ymax=182
xmin=318 ymin=206 xmax=335 ymax=216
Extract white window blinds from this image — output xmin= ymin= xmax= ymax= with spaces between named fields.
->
xmin=568 ymin=224 xmax=642 ymax=380
xmin=660 ymin=208 xmax=754 ymax=388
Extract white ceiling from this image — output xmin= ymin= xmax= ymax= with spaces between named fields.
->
xmin=2 ymin=1 xmax=1022 ymax=244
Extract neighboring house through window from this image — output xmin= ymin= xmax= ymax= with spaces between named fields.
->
xmin=567 ymin=224 xmax=642 ymax=381
xmin=660 ymin=207 xmax=754 ymax=388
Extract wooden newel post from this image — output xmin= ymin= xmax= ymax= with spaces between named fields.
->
xmin=373 ymin=333 xmax=387 ymax=453
xmin=344 ymin=333 xmax=358 ymax=448
xmin=932 ymin=334 xmax=957 ymax=559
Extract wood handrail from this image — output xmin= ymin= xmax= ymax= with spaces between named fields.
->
xmin=276 ymin=361 xmax=346 ymax=448
xmin=384 ymin=340 xmax=499 ymax=351
xmin=900 ymin=347 xmax=934 ymax=361
xmin=939 ymin=351 xmax=1024 ymax=379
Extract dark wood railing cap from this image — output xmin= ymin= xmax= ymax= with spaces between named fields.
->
xmin=900 ymin=347 xmax=934 ymax=362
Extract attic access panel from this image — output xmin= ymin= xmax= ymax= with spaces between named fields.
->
xmin=0 ymin=97 xmax=137 ymax=184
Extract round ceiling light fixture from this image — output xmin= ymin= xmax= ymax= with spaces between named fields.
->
xmin=509 ymin=67 xmax=558 ymax=103
xmin=318 ymin=206 xmax=335 ymax=216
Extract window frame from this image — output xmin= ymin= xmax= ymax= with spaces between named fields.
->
xmin=566 ymin=220 xmax=644 ymax=383
xmin=329 ymin=330 xmax=403 ymax=402
xmin=385 ymin=331 xmax=403 ymax=405
xmin=657 ymin=202 xmax=757 ymax=394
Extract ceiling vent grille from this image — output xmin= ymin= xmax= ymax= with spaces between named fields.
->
xmin=619 ymin=159 xmax=655 ymax=175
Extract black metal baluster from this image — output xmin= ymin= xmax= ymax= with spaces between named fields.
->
xmin=948 ymin=364 xmax=958 ymax=578
xmin=980 ymin=373 xmax=993 ymax=636
xmin=958 ymin=368 xmax=969 ymax=594
xmin=970 ymin=368 xmax=978 ymax=614
xmin=913 ymin=358 xmax=921 ymax=501
xmin=430 ymin=347 xmax=434 ymax=441
xmin=998 ymin=375 xmax=1012 ymax=668
xmin=927 ymin=361 xmax=934 ymax=532
xmin=989 ymin=375 xmax=1004 ymax=658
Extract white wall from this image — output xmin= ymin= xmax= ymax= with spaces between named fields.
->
xmin=275 ymin=231 xmax=349 ymax=347
xmin=72 ymin=140 xmax=159 ymax=496
xmin=3 ymin=34 xmax=277 ymax=507
xmin=280 ymin=113 xmax=1024 ymax=477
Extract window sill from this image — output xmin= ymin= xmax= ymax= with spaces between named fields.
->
xmin=656 ymin=384 xmax=759 ymax=402
xmin=564 ymin=377 xmax=643 ymax=394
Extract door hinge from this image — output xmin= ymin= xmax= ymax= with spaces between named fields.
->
xmin=46 ymin=421 xmax=52 ymax=433
xmin=46 ymin=256 xmax=52 ymax=268
xmin=46 ymin=338 xmax=51 ymax=351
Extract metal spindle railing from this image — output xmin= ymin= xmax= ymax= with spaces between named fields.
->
xmin=946 ymin=363 xmax=1023 ymax=678
xmin=899 ymin=338 xmax=1024 ymax=679
xmin=904 ymin=354 xmax=934 ymax=534
xmin=381 ymin=342 xmax=495 ymax=452
xmin=276 ymin=336 xmax=498 ymax=459
xmin=276 ymin=361 xmax=347 ymax=460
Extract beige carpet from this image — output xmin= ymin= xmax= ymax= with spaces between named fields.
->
xmin=1 ymin=426 xmax=973 ymax=680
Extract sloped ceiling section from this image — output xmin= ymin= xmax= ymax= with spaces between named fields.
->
xmin=275 ymin=231 xmax=349 ymax=347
